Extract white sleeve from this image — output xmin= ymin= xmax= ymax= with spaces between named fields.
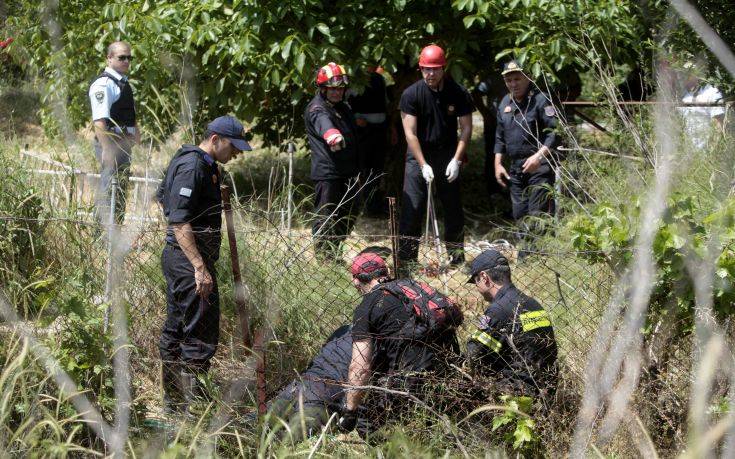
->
xmin=705 ymin=86 xmax=725 ymax=118
xmin=89 ymin=78 xmax=117 ymax=122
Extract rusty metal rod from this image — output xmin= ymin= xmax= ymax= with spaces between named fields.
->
xmin=562 ymin=100 xmax=731 ymax=107
xmin=569 ymin=107 xmax=609 ymax=134
xmin=254 ymin=329 xmax=267 ymax=415
xmin=388 ymin=197 xmax=399 ymax=276
xmin=221 ymin=185 xmax=253 ymax=352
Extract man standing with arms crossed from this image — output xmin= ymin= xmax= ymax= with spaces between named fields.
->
xmin=397 ymin=44 xmax=474 ymax=270
xmin=89 ymin=41 xmax=140 ymax=224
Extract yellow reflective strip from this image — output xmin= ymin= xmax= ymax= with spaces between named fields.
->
xmin=471 ymin=330 xmax=502 ymax=353
xmin=520 ymin=310 xmax=547 ymax=320
xmin=520 ymin=310 xmax=552 ymax=332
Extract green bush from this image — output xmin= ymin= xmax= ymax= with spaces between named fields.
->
xmin=567 ymin=191 xmax=735 ymax=338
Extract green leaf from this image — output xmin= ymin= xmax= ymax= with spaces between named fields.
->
xmin=316 ymin=23 xmax=330 ymax=37
xmin=281 ymin=37 xmax=293 ymax=60
xmin=295 ymin=50 xmax=306 ymax=73
xmin=492 ymin=414 xmax=512 ymax=430
xmin=495 ymin=49 xmax=514 ymax=62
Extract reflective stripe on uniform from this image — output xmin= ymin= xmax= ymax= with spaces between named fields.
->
xmin=471 ymin=329 xmax=502 ymax=353
xmin=519 ymin=310 xmax=551 ymax=332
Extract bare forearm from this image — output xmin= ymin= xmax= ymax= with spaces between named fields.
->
xmin=173 ymin=223 xmax=205 ymax=270
xmin=406 ymin=135 xmax=427 ymax=166
xmin=94 ymin=120 xmax=116 ymax=153
xmin=494 ymin=153 xmax=504 ymax=168
xmin=346 ymin=340 xmax=372 ymax=410
xmin=455 ymin=116 xmax=472 ymax=161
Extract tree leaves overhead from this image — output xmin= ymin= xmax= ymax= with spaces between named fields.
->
xmin=6 ymin=0 xmax=661 ymax=141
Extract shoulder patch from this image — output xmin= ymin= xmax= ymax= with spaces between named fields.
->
xmin=478 ymin=314 xmax=492 ymax=330
xmin=503 ymin=105 xmax=512 ymax=113
xmin=544 ymin=105 xmax=556 ymax=117
xmin=179 ymin=187 xmax=192 ymax=197
xmin=95 ymin=91 xmax=104 ymax=103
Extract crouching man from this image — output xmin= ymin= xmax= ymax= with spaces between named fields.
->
xmin=465 ymin=249 xmax=558 ymax=398
xmin=339 ymin=253 xmax=462 ymax=433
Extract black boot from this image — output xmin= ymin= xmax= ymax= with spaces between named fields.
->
xmin=181 ymin=371 xmax=209 ymax=418
xmin=162 ymin=362 xmax=185 ymax=416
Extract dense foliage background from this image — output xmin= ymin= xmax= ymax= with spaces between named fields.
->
xmin=3 ymin=0 xmax=676 ymax=140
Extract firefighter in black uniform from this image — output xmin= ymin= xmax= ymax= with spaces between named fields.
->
xmin=398 ymin=44 xmax=474 ymax=268
xmin=348 ymin=67 xmax=390 ymax=217
xmin=465 ymin=249 xmax=558 ymax=397
xmin=305 ymin=62 xmax=359 ymax=260
xmin=89 ymin=41 xmax=140 ymax=224
xmin=156 ymin=115 xmax=251 ymax=414
xmin=494 ymin=60 xmax=560 ymax=223
xmin=339 ymin=252 xmax=461 ymax=433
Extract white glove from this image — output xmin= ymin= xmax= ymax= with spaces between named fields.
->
xmin=324 ymin=129 xmax=345 ymax=152
xmin=445 ymin=158 xmax=461 ymax=183
xmin=328 ymin=134 xmax=345 ymax=152
xmin=421 ymin=164 xmax=434 ymax=183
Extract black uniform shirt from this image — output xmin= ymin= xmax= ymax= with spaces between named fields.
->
xmin=157 ymin=144 xmax=222 ymax=261
xmin=304 ymin=92 xmax=359 ymax=181
xmin=494 ymin=89 xmax=559 ymax=161
xmin=352 ymin=285 xmax=412 ymax=374
xmin=467 ymin=284 xmax=558 ymax=395
xmin=399 ymin=78 xmax=475 ymax=157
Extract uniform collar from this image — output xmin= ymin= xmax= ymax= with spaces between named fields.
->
xmin=493 ymin=283 xmax=515 ymax=303
xmin=104 ymin=66 xmax=127 ymax=82
xmin=422 ymin=78 xmax=445 ymax=93
xmin=318 ymin=91 xmax=347 ymax=110
xmin=182 ymin=144 xmax=216 ymax=166
xmin=510 ymin=89 xmax=534 ymax=105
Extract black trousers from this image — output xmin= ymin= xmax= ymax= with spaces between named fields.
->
xmin=312 ymin=177 xmax=359 ymax=259
xmin=357 ymin=123 xmax=388 ymax=215
xmin=398 ymin=156 xmax=465 ymax=263
xmin=508 ymin=161 xmax=555 ymax=221
xmin=159 ymin=244 xmax=220 ymax=373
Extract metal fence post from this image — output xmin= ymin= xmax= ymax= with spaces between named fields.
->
xmin=388 ymin=197 xmax=399 ymax=275
xmin=254 ymin=330 xmax=267 ymax=416
xmin=221 ymin=185 xmax=253 ymax=351
xmin=286 ymin=141 xmax=295 ymax=235
xmin=103 ymin=177 xmax=117 ymax=333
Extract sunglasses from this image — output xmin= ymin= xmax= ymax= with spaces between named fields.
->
xmin=115 ymin=55 xmax=133 ymax=62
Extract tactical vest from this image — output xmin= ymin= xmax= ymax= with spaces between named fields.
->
xmin=93 ymin=72 xmax=136 ymax=128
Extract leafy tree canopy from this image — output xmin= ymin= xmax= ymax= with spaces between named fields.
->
xmin=3 ymin=0 xmax=688 ymax=141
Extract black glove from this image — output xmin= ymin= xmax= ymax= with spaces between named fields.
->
xmin=337 ymin=407 xmax=358 ymax=433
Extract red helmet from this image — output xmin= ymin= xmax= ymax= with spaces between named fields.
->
xmin=316 ymin=62 xmax=349 ymax=87
xmin=418 ymin=45 xmax=446 ymax=68
xmin=351 ymin=253 xmax=387 ymax=280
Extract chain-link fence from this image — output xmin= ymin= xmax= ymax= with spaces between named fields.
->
xmin=1 ymin=156 xmax=696 ymax=454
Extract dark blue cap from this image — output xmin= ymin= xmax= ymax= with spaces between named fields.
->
xmin=207 ymin=115 xmax=252 ymax=152
xmin=467 ymin=249 xmax=510 ymax=283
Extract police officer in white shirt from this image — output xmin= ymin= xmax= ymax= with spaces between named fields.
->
xmin=679 ymin=62 xmax=727 ymax=150
xmin=89 ymin=41 xmax=139 ymax=224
